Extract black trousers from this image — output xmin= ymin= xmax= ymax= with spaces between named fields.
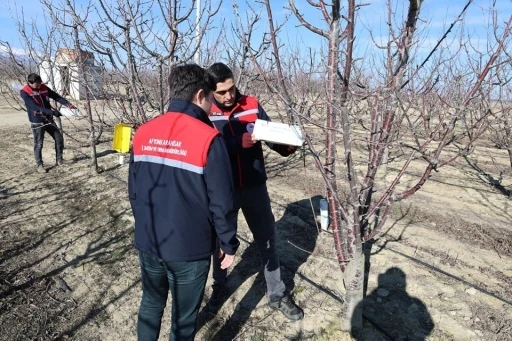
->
xmin=31 ymin=122 xmax=64 ymax=166
xmin=212 ymin=184 xmax=286 ymax=300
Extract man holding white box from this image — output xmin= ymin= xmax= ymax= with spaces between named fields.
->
xmin=206 ymin=63 xmax=303 ymax=321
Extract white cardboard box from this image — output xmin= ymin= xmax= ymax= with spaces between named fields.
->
xmin=253 ymin=119 xmax=303 ymax=146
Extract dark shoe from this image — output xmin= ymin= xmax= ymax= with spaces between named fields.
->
xmin=269 ymin=294 xmax=304 ymax=321
xmin=208 ymin=285 xmax=224 ymax=314
xmin=37 ymin=164 xmax=47 ymax=173
xmin=56 ymin=159 xmax=73 ymax=166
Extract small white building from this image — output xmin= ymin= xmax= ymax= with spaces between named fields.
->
xmin=39 ymin=48 xmax=103 ymax=100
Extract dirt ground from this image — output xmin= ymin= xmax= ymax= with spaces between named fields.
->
xmin=1 ymin=97 xmax=511 ymax=341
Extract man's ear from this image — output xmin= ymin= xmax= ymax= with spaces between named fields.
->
xmin=194 ymin=88 xmax=205 ymax=105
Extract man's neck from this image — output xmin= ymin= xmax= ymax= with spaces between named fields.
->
xmin=216 ymin=101 xmax=235 ymax=111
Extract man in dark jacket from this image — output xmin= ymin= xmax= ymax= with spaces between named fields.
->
xmin=20 ymin=73 xmax=76 ymax=173
xmin=129 ymin=64 xmax=240 ymax=341
xmin=206 ymin=63 xmax=303 ymax=321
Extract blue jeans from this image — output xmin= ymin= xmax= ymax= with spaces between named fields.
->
xmin=212 ymin=184 xmax=286 ymax=300
xmin=137 ymin=251 xmax=210 ymax=341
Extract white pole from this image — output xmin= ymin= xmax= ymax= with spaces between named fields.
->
xmin=194 ymin=0 xmax=201 ymax=64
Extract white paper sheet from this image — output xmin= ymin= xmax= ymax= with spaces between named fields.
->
xmin=59 ymin=108 xmax=79 ymax=117
xmin=253 ymin=119 xmax=303 ymax=146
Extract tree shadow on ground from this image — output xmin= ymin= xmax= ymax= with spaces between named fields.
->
xmin=71 ymin=149 xmax=117 ymax=163
xmin=97 ymin=149 xmax=117 ymax=158
xmin=0 ymin=124 xmax=141 ymax=340
xmin=199 ymin=195 xmax=322 ymax=340
xmin=352 ymin=267 xmax=434 ymax=341
xmin=0 ymin=202 xmax=136 ymax=340
xmin=0 ymin=167 xmax=135 ymax=340
xmin=463 ymin=155 xmax=511 ymax=198
xmin=0 ymin=208 xmax=133 ymax=299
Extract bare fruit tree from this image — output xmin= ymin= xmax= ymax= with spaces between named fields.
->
xmin=79 ymin=0 xmax=221 ymax=124
xmin=0 ymin=5 xmax=103 ymax=173
xmin=234 ymin=0 xmax=512 ymax=334
xmin=0 ymin=6 xmax=63 ymax=110
xmin=1 ymin=0 xmax=224 ymax=174
xmin=487 ymin=68 xmax=512 ymax=170
xmin=37 ymin=0 xmax=101 ymax=173
xmin=1 ymin=0 xmax=222 ymax=127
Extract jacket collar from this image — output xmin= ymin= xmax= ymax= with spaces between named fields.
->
xmin=22 ymin=83 xmax=48 ymax=94
xmin=167 ymin=99 xmax=213 ymax=127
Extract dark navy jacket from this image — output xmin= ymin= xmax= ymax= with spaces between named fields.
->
xmin=20 ymin=84 xmax=71 ymax=123
xmin=209 ymin=92 xmax=282 ymax=189
xmin=129 ymin=99 xmax=239 ymax=262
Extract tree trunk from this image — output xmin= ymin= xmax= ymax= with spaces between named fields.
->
xmin=89 ymin=114 xmax=99 ymax=174
xmin=340 ymin=242 xmax=364 ymax=335
xmin=508 ymin=148 xmax=512 ymax=170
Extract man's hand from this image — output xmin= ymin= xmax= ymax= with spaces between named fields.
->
xmin=68 ymin=104 xmax=76 ymax=109
xmin=218 ymin=249 xmax=235 ymax=269
xmin=239 ymin=132 xmax=257 ymax=149
xmin=276 ymin=145 xmax=297 ymax=157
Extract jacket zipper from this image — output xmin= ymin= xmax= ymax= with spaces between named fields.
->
xmin=226 ymin=105 xmax=244 ymax=188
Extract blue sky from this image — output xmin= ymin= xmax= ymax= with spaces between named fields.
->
xmin=233 ymin=0 xmax=511 ymax=55
xmin=0 ymin=0 xmax=510 ymax=59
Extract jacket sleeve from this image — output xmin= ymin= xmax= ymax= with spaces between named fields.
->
xmin=204 ymin=135 xmax=239 ymax=255
xmin=20 ymin=89 xmax=54 ymax=116
xmin=257 ymin=103 xmax=271 ymax=122
xmin=47 ymin=88 xmax=72 ymax=107
xmin=128 ymin=150 xmax=137 ymax=210
xmin=220 ymin=100 xmax=270 ymax=156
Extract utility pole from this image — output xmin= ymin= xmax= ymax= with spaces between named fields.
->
xmin=194 ymin=0 xmax=201 ymax=64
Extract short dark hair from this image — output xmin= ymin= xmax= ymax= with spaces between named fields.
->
xmin=168 ymin=64 xmax=216 ymax=102
xmin=27 ymin=73 xmax=42 ymax=84
xmin=207 ymin=63 xmax=234 ymax=84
